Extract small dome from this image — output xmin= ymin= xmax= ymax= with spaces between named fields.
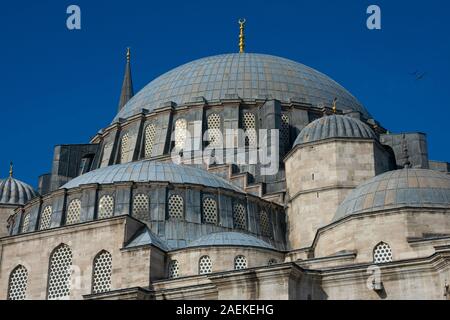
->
xmin=293 ymin=115 xmax=377 ymax=146
xmin=187 ymin=232 xmax=275 ymax=250
xmin=0 ymin=177 xmax=37 ymax=206
xmin=114 ymin=53 xmax=369 ymax=122
xmin=334 ymin=169 xmax=450 ymax=221
xmin=61 ymin=160 xmax=243 ymax=193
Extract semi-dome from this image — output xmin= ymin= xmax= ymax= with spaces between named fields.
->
xmin=0 ymin=177 xmax=37 ymax=206
xmin=114 ymin=53 xmax=369 ymax=122
xmin=293 ymin=114 xmax=377 ymax=146
xmin=61 ymin=160 xmax=243 ymax=192
xmin=186 ymin=232 xmax=275 ymax=250
xmin=334 ymin=169 xmax=450 ymax=221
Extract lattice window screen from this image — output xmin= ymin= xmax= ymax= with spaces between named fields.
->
xmin=98 ymin=195 xmax=114 ymax=219
xmin=92 ymin=251 xmax=112 ymax=294
xmin=47 ymin=245 xmax=72 ymax=300
xmin=21 ymin=213 xmax=30 ymax=233
xmin=132 ymin=194 xmax=149 ymax=221
xmin=168 ymin=194 xmax=184 ymax=219
xmin=66 ymin=199 xmax=81 ymax=225
xmin=243 ymin=112 xmax=257 ymax=147
xmin=280 ymin=113 xmax=290 ymax=147
xmin=39 ymin=206 xmax=52 ymax=230
xmin=174 ymin=119 xmax=187 ymax=149
xmin=120 ymin=133 xmax=130 ymax=164
xmin=168 ymin=260 xmax=180 ymax=279
xmin=268 ymin=258 xmax=278 ymax=266
xmin=207 ymin=113 xmax=222 ymax=147
xmin=373 ymin=242 xmax=393 ymax=264
xmin=234 ymin=255 xmax=247 ymax=270
xmin=203 ymin=197 xmax=218 ymax=224
xmin=8 ymin=265 xmax=28 ymax=300
xmin=144 ymin=124 xmax=157 ymax=158
xmin=259 ymin=211 xmax=271 ymax=237
xmin=233 ymin=203 xmax=247 ymax=230
xmin=199 ymin=256 xmax=212 ymax=275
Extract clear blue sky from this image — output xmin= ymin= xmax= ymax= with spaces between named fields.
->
xmin=1 ymin=0 xmax=449 ymax=187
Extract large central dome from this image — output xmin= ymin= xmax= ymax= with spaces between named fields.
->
xmin=114 ymin=53 xmax=369 ymax=121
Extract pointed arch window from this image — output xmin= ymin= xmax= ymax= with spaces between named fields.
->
xmin=92 ymin=251 xmax=112 ymax=294
xmin=373 ymin=242 xmax=393 ymax=264
xmin=8 ymin=265 xmax=28 ymax=300
xmin=47 ymin=244 xmax=72 ymax=300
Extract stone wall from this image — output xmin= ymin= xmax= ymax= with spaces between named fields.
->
xmin=285 ymin=139 xmax=391 ymax=249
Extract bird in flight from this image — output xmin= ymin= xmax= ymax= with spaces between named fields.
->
xmin=409 ymin=70 xmax=427 ymax=81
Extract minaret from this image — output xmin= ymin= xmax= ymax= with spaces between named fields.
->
xmin=118 ymin=48 xmax=134 ymax=112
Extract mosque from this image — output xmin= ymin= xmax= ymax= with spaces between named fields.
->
xmin=1 ymin=21 xmax=450 ymax=300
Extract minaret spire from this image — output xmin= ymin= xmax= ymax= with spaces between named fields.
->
xmin=9 ymin=161 xmax=13 ymax=178
xmin=238 ymin=19 xmax=246 ymax=53
xmin=118 ymin=47 xmax=134 ymax=112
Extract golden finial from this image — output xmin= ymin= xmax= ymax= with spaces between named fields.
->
xmin=9 ymin=161 xmax=13 ymax=178
xmin=238 ymin=18 xmax=246 ymax=53
xmin=126 ymin=47 xmax=131 ymax=63
xmin=332 ymin=97 xmax=338 ymax=113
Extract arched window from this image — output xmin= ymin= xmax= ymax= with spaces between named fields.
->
xmin=39 ymin=206 xmax=53 ymax=230
xmin=98 ymin=195 xmax=114 ymax=219
xmin=202 ymin=197 xmax=218 ymax=224
xmin=168 ymin=194 xmax=184 ymax=219
xmin=373 ymin=242 xmax=393 ymax=264
xmin=47 ymin=244 xmax=72 ymax=300
xmin=144 ymin=123 xmax=156 ymax=158
xmin=132 ymin=194 xmax=149 ymax=221
xmin=168 ymin=260 xmax=180 ymax=279
xmin=7 ymin=265 xmax=28 ymax=300
xmin=199 ymin=256 xmax=212 ymax=275
xmin=174 ymin=118 xmax=187 ymax=149
xmin=268 ymin=258 xmax=278 ymax=266
xmin=259 ymin=211 xmax=271 ymax=237
xmin=92 ymin=251 xmax=112 ymax=294
xmin=280 ymin=113 xmax=290 ymax=147
xmin=66 ymin=199 xmax=81 ymax=225
xmin=120 ymin=133 xmax=130 ymax=164
xmin=233 ymin=203 xmax=247 ymax=230
xmin=234 ymin=255 xmax=247 ymax=270
xmin=21 ymin=213 xmax=30 ymax=233
xmin=207 ymin=113 xmax=222 ymax=147
xmin=242 ymin=112 xmax=257 ymax=147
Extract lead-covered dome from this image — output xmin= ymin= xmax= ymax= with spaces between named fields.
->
xmin=0 ymin=177 xmax=37 ymax=206
xmin=334 ymin=169 xmax=450 ymax=221
xmin=114 ymin=53 xmax=369 ymax=121
xmin=61 ymin=160 xmax=243 ymax=192
xmin=293 ymin=114 xmax=377 ymax=146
